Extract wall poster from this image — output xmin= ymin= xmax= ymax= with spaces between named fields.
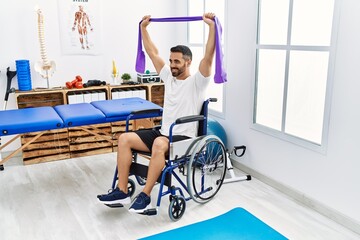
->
xmin=58 ymin=0 xmax=102 ymax=55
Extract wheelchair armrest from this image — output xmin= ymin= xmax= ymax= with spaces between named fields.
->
xmin=125 ymin=108 xmax=162 ymax=132
xmin=175 ymin=115 xmax=205 ymax=124
xmin=168 ymin=115 xmax=205 ymax=144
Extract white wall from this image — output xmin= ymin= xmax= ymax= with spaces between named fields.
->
xmin=221 ymin=0 xmax=360 ymax=225
xmin=0 ymin=0 xmax=182 ymax=150
xmin=0 ymin=0 xmax=181 ymax=110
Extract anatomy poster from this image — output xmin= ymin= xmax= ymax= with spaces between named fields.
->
xmin=58 ymin=0 xmax=102 ymax=55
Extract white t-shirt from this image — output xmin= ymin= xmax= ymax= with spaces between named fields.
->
xmin=159 ymin=65 xmax=210 ymax=137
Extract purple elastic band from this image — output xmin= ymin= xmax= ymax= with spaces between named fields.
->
xmin=136 ymin=16 xmax=227 ymax=84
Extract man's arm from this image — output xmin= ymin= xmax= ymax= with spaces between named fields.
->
xmin=85 ymin=14 xmax=93 ymax=31
xmin=72 ymin=13 xmax=78 ymax=31
xmin=140 ymin=15 xmax=165 ymax=74
xmin=199 ymin=13 xmax=216 ymax=77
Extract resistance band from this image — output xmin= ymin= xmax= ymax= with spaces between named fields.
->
xmin=136 ymin=16 xmax=227 ymax=84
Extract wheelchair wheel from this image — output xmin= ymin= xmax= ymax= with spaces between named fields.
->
xmin=187 ymin=135 xmax=227 ymax=204
xmin=183 ymin=135 xmax=206 ymax=157
xmin=168 ymin=195 xmax=186 ymax=221
xmin=128 ymin=178 xmax=136 ymax=197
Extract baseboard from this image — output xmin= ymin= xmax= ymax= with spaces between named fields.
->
xmin=231 ymin=159 xmax=360 ymax=235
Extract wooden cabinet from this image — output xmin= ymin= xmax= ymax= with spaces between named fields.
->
xmin=148 ymin=84 xmax=165 ymax=107
xmin=20 ymin=129 xmax=71 ymax=164
xmin=15 ymin=83 xmax=164 ymax=165
xmin=17 ymin=90 xmax=65 ymax=108
xmin=65 ymin=86 xmax=108 ymax=104
xmin=16 ymin=88 xmax=69 ymax=164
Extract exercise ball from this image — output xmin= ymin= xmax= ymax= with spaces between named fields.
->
xmin=207 ymin=118 xmax=227 ymax=147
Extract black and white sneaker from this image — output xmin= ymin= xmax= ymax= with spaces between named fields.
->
xmin=97 ymin=187 xmax=131 ymax=205
xmin=128 ymin=192 xmax=151 ymax=214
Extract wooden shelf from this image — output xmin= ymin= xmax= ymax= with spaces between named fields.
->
xmin=15 ymin=83 xmax=164 ymax=164
xmin=21 ymin=129 xmax=70 ymax=165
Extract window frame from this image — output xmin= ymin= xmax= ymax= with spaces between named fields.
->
xmin=252 ymin=0 xmax=341 ymax=153
xmin=186 ymin=0 xmax=227 ymax=118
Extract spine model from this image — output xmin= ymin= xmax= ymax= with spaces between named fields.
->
xmin=35 ymin=8 xmax=56 ymax=87
xmin=37 ymin=9 xmax=50 ymax=68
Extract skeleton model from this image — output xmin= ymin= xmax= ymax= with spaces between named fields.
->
xmin=34 ymin=8 xmax=56 ymax=88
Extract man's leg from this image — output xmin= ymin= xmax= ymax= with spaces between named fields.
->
xmin=129 ymin=137 xmax=168 ymax=213
xmin=97 ymin=132 xmax=148 ymax=205
xmin=142 ymin=136 xmax=168 ymax=195
xmin=78 ymin=27 xmax=84 ymax=49
xmin=117 ymin=132 xmax=149 ymax=193
xmin=83 ymin=27 xmax=90 ymax=49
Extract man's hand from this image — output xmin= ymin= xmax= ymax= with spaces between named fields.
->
xmin=140 ymin=14 xmax=165 ymax=73
xmin=141 ymin=15 xmax=151 ymax=29
xmin=199 ymin=12 xmax=216 ymax=77
xmin=203 ymin=12 xmax=215 ymax=26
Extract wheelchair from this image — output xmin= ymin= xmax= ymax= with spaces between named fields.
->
xmin=105 ymin=98 xmax=248 ymax=221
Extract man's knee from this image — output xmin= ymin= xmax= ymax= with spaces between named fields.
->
xmin=118 ymin=132 xmax=132 ymax=147
xmin=118 ymin=132 xmax=148 ymax=152
xmin=152 ymin=138 xmax=168 ymax=156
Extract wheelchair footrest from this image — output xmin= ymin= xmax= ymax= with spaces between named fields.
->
xmin=104 ymin=203 xmax=124 ymax=208
xmin=140 ymin=208 xmax=158 ymax=216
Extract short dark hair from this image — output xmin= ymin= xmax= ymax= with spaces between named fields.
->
xmin=170 ymin=45 xmax=192 ymax=60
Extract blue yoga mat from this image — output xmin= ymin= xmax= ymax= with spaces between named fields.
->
xmin=139 ymin=208 xmax=287 ymax=240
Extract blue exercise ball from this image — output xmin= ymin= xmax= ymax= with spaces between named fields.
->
xmin=207 ymin=118 xmax=227 ymax=147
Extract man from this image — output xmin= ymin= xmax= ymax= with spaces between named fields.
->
xmin=98 ymin=13 xmax=216 ymax=214
xmin=72 ymin=5 xmax=93 ymax=50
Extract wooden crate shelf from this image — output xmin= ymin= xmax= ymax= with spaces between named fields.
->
xmin=17 ymin=92 xmax=64 ymax=108
xmin=15 ymin=83 xmax=164 ymax=165
xmin=149 ymin=84 xmax=164 ymax=107
xmin=68 ymin=123 xmax=113 ymax=158
xmin=24 ymin=153 xmax=71 ymax=165
xmin=65 ymin=86 xmax=108 ymax=104
xmin=21 ymin=129 xmax=70 ymax=165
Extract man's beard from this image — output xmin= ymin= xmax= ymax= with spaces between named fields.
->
xmin=171 ymin=65 xmax=185 ymax=77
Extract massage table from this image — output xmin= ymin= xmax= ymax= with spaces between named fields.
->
xmin=0 ymin=97 xmax=162 ymax=168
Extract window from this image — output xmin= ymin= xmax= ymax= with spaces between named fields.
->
xmin=187 ymin=0 xmax=225 ymax=114
xmin=254 ymin=0 xmax=338 ymax=151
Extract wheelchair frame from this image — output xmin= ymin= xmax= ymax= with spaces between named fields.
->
xmin=107 ymin=98 xmax=250 ymax=221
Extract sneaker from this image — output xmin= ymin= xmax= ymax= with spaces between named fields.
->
xmin=128 ymin=192 xmax=151 ymax=213
xmin=97 ymin=187 xmax=131 ymax=205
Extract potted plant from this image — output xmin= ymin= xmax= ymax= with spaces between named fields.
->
xmin=121 ymin=73 xmax=132 ymax=83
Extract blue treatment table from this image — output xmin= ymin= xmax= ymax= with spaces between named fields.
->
xmin=0 ymin=97 xmax=162 ymax=165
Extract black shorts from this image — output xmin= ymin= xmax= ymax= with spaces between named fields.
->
xmin=135 ymin=129 xmax=190 ymax=151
